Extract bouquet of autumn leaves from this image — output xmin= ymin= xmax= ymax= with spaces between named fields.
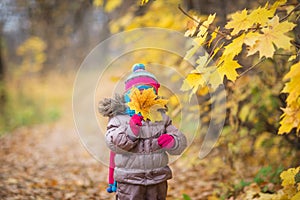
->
xmin=127 ymin=88 xmax=168 ymax=122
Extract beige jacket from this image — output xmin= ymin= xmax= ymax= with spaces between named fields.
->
xmin=105 ymin=113 xmax=187 ymax=185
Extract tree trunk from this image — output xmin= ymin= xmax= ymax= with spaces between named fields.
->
xmin=0 ymin=24 xmax=6 ymax=115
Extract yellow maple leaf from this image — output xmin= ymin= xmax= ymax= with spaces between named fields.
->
xmin=181 ymin=72 xmax=206 ymax=100
xmin=279 ymin=63 xmax=300 ymax=135
xmin=127 ymin=88 xmax=168 ymax=122
xmin=181 ymin=73 xmax=205 ymax=92
xmin=283 ymin=62 xmax=300 ymax=81
xmin=247 ymin=3 xmax=274 ymax=26
xmin=195 ymin=53 xmax=210 ymax=70
xmin=278 ymin=101 xmax=300 ymax=134
xmin=223 ymin=33 xmax=246 ymax=57
xmin=244 ymin=15 xmax=296 ymax=58
xmin=270 ymin=0 xmax=287 ymax=14
xmin=282 ymin=77 xmax=300 ymax=106
xmin=217 ymin=57 xmax=241 ymax=81
xmin=197 ymin=13 xmax=216 ymax=37
xmin=225 ymin=9 xmax=253 ymax=35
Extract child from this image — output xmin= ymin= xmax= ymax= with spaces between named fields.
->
xmin=99 ymin=63 xmax=187 ymax=200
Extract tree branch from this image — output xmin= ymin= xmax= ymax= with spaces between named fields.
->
xmin=280 ymin=3 xmax=300 ymax=22
xmin=178 ymin=4 xmax=228 ymax=38
xmin=238 ymin=57 xmax=266 ymax=78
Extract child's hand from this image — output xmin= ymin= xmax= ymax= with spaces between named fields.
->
xmin=129 ymin=114 xmax=143 ymax=136
xmin=158 ymin=134 xmax=175 ymax=149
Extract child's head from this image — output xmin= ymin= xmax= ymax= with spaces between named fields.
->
xmin=125 ymin=63 xmax=160 ymax=94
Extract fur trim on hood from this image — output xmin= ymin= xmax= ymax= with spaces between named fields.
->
xmin=98 ymin=94 xmax=168 ymax=118
xmin=98 ymin=94 xmax=126 ymax=118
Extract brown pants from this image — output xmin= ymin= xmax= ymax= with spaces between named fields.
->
xmin=116 ymin=181 xmax=168 ymax=200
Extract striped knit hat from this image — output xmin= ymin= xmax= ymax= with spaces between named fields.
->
xmin=125 ymin=63 xmax=160 ymax=93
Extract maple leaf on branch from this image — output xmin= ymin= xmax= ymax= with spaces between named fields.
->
xmin=225 ymin=0 xmax=287 ymax=35
xmin=244 ymin=15 xmax=296 ymax=58
xmin=216 ymin=56 xmax=241 ymax=82
xmin=279 ymin=62 xmax=300 ymax=135
xmin=225 ymin=9 xmax=253 ymax=36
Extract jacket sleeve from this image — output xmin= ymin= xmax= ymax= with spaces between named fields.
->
xmin=164 ymin=115 xmax=187 ymax=155
xmin=105 ymin=116 xmax=139 ymax=153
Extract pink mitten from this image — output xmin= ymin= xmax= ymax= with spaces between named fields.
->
xmin=129 ymin=114 xmax=143 ymax=136
xmin=158 ymin=134 xmax=175 ymax=149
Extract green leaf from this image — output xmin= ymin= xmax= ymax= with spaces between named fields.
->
xmin=183 ymin=194 xmax=192 ymax=200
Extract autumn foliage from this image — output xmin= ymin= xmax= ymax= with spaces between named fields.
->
xmin=1 ymin=0 xmax=299 ymax=199
xmin=139 ymin=0 xmax=300 ymax=199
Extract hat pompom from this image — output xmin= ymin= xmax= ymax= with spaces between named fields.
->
xmin=132 ymin=63 xmax=145 ymax=72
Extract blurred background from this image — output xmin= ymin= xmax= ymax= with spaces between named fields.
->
xmin=0 ymin=0 xmax=275 ymax=133
xmin=0 ymin=0 xmax=300 ymax=199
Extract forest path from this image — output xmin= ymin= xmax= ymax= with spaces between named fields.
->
xmin=0 ymin=119 xmax=114 ymax=200
xmin=0 ymin=119 xmax=216 ymax=200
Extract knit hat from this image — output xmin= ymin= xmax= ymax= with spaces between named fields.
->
xmin=125 ymin=63 xmax=160 ymax=93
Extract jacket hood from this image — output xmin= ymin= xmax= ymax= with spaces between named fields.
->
xmin=98 ymin=94 xmax=126 ymax=118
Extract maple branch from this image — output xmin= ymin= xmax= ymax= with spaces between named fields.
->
xmin=178 ymin=4 xmax=199 ymax=23
xmin=280 ymin=3 xmax=300 ymax=22
xmin=238 ymin=58 xmax=266 ymax=78
xmin=208 ymin=35 xmax=224 ymax=58
xmin=178 ymin=4 xmax=228 ymax=38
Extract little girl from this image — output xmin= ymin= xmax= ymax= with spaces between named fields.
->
xmin=99 ymin=63 xmax=187 ymax=200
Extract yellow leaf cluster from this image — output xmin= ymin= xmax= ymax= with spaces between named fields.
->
xmin=127 ymin=88 xmax=168 ymax=122
xmin=17 ymin=36 xmax=46 ymax=56
xmin=244 ymin=16 xmax=296 ymax=58
xmin=280 ymin=167 xmax=300 ymax=187
xmin=181 ymin=52 xmax=219 ymax=97
xmin=16 ymin=36 xmax=47 ymax=73
xmin=279 ymin=62 xmax=300 ymax=135
xmin=184 ymin=13 xmax=216 ymax=47
xmin=277 ymin=167 xmax=300 ymax=199
xmin=181 ymin=0 xmax=297 ymax=101
xmin=225 ymin=0 xmax=287 ymax=35
xmin=282 ymin=62 xmax=300 ymax=105
xmin=110 ymin=0 xmax=185 ymax=33
xmin=239 ymin=166 xmax=300 ymax=199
